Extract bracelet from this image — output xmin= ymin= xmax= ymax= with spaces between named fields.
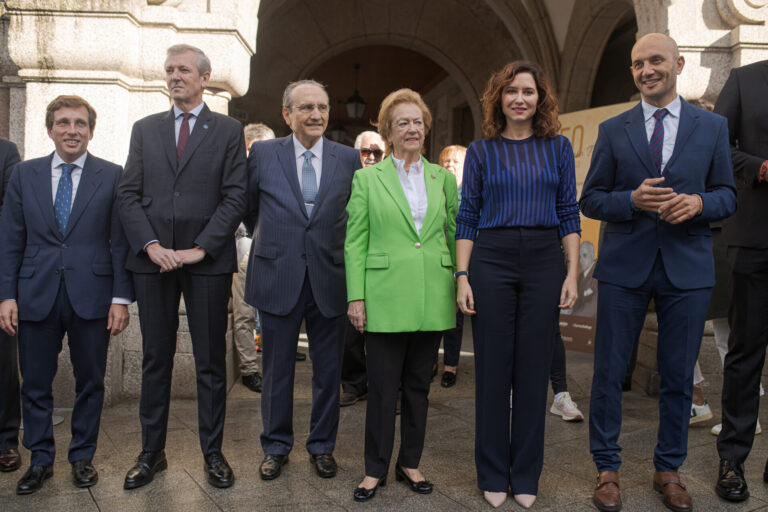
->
xmin=693 ymin=194 xmax=703 ymax=216
xmin=453 ymin=270 xmax=468 ymax=281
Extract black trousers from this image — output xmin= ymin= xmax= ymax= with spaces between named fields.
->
xmin=341 ymin=321 xmax=366 ymax=396
xmin=0 ymin=330 xmax=20 ymax=451
xmin=718 ymin=247 xmax=768 ymax=463
xmin=364 ymin=330 xmax=441 ymax=478
xmin=440 ymin=310 xmax=464 ymax=367
xmin=550 ymin=330 xmax=567 ymax=395
xmin=470 ymin=228 xmax=563 ymax=494
xmin=134 ymin=271 xmax=232 ymax=455
xmin=18 ymin=284 xmax=109 ymax=466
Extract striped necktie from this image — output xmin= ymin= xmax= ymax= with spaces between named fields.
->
xmin=649 ymin=108 xmax=668 ymax=173
xmin=54 ymin=163 xmax=75 ymax=235
xmin=301 ymin=150 xmax=317 ymax=216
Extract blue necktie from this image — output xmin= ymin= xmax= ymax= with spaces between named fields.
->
xmin=649 ymin=108 xmax=668 ymax=173
xmin=54 ymin=163 xmax=75 ymax=235
xmin=301 ymin=150 xmax=317 ymax=216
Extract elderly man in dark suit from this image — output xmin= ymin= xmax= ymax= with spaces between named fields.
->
xmin=0 ymin=96 xmax=132 ymax=494
xmin=118 ymin=44 xmax=247 ymax=490
xmin=0 ymin=137 xmax=21 ymax=473
xmin=714 ymin=59 xmax=768 ymax=502
xmin=245 ymin=79 xmax=359 ymax=481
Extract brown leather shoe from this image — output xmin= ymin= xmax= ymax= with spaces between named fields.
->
xmin=593 ymin=471 xmax=621 ymax=511
xmin=653 ymin=471 xmax=691 ymax=512
xmin=0 ymin=448 xmax=21 ymax=472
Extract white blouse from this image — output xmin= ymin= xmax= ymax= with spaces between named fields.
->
xmin=392 ymin=155 xmax=428 ymax=235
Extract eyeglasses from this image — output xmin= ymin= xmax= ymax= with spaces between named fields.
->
xmin=360 ymin=147 xmax=383 ymax=159
xmin=290 ymin=103 xmax=329 ymax=114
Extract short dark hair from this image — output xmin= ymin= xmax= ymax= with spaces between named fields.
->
xmin=45 ymin=95 xmax=97 ymax=131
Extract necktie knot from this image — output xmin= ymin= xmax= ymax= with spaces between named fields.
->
xmin=304 ymin=150 xmax=313 ymax=162
xmin=653 ymin=108 xmax=668 ymax=122
xmin=60 ymin=163 xmax=75 ymax=177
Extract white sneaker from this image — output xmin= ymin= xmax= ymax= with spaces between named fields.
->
xmin=549 ymin=392 xmax=584 ymax=422
xmin=689 ymin=401 xmax=713 ymax=424
xmin=711 ymin=420 xmax=762 ymax=436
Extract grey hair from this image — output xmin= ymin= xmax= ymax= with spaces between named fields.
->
xmin=166 ymin=44 xmax=212 ymax=75
xmin=282 ymin=79 xmax=326 ymax=108
xmin=353 ymin=130 xmax=384 ymax=150
xmin=244 ymin=123 xmax=275 ymax=144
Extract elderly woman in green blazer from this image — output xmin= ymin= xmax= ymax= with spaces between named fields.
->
xmin=345 ymin=88 xmax=458 ymax=502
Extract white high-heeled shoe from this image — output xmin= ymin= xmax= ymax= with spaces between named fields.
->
xmin=483 ymin=491 xmax=507 ymax=508
xmin=514 ymin=493 xmax=536 ymax=509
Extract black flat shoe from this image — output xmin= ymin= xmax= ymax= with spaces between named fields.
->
xmin=16 ymin=465 xmax=52 ymax=495
xmin=72 ymin=460 xmax=98 ymax=488
xmin=260 ymin=454 xmax=288 ymax=480
xmin=441 ymin=371 xmax=457 ymax=388
xmin=310 ymin=453 xmax=337 ymax=478
xmin=395 ymin=465 xmax=433 ymax=494
xmin=204 ymin=451 xmax=234 ymax=488
xmin=764 ymin=457 xmax=768 ymax=483
xmin=124 ymin=450 xmax=167 ymax=490
xmin=242 ymin=372 xmax=262 ymax=393
xmin=295 ymin=351 xmax=307 ymax=361
xmin=715 ymin=459 xmax=749 ymax=502
xmin=354 ymin=476 xmax=387 ymax=502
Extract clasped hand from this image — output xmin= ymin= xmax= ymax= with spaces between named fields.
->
xmin=631 ymin=177 xmax=701 ymax=224
xmin=146 ymin=242 xmax=206 ymax=272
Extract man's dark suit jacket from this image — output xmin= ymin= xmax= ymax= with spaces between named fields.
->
xmin=118 ymin=104 xmax=247 ymax=273
xmin=244 ymin=135 xmax=360 ymax=318
xmin=0 ymin=139 xmax=20 ymax=211
xmin=715 ymin=60 xmax=768 ymax=249
xmin=0 ymin=153 xmax=133 ymax=321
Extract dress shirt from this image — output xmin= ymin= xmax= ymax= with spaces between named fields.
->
xmin=641 ymin=95 xmax=681 ymax=173
xmin=392 ymin=154 xmax=428 ymax=235
xmin=292 ymin=134 xmax=323 ymax=190
xmin=173 ymin=102 xmax=205 ymax=143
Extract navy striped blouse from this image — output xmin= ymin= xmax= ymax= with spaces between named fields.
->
xmin=455 ymin=135 xmax=581 ymax=240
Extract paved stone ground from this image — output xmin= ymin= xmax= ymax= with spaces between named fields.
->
xmin=4 ymin=328 xmax=768 ymax=511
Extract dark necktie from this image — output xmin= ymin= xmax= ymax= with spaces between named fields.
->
xmin=177 ymin=112 xmax=192 ymax=163
xmin=649 ymin=108 xmax=669 ymax=173
xmin=301 ymin=150 xmax=318 ymax=216
xmin=54 ymin=163 xmax=75 ymax=235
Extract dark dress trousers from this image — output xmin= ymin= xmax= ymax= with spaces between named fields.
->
xmin=244 ymin=135 xmax=359 ymax=456
xmin=581 ymin=99 xmax=736 ymax=473
xmin=715 ymin=60 xmax=768 ymax=465
xmin=118 ymin=105 xmax=247 ymax=455
xmin=0 ymin=139 xmax=21 ymax=453
xmin=0 ymin=153 xmax=133 ymax=466
xmin=341 ymin=321 xmax=367 ymax=396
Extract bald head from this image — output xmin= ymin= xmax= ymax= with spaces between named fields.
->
xmin=632 ymin=33 xmax=679 ymax=60
xmin=629 ymin=33 xmax=684 ymax=107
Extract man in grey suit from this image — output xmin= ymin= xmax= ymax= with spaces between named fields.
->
xmin=118 ymin=44 xmax=247 ymax=490
xmin=245 ymin=80 xmax=359 ymax=480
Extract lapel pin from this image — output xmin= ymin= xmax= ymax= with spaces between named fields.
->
xmin=203 ymin=124 xmax=209 ymax=129
xmin=431 ymin=174 xmax=436 ymax=179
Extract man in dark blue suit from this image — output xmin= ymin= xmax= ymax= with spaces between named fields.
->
xmin=0 ymin=96 xmax=133 ymax=494
xmin=245 ymin=80 xmax=359 ymax=480
xmin=581 ymin=34 xmax=736 ymax=512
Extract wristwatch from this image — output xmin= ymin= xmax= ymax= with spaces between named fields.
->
xmin=453 ymin=271 xmax=468 ymax=281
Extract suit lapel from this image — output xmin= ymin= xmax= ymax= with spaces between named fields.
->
xmin=276 ymin=136 xmax=308 ymax=218
xmin=624 ymin=103 xmax=658 ymax=178
xmin=420 ymin=158 xmax=443 ymax=236
xmin=311 ymin=137 xmax=337 ymax=219
xmin=177 ymin=105 xmax=213 ymax=175
xmin=160 ymin=108 xmax=177 ymax=172
xmin=376 ymin=157 xmax=418 ymax=237
xmin=31 ymin=154 xmax=60 ymax=238
xmin=665 ymin=99 xmax=698 ymax=172
xmin=64 ymin=153 xmax=102 ymax=238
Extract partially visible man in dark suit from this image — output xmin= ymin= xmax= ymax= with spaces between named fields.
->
xmin=0 ymin=137 xmax=21 ymax=473
xmin=0 ymin=96 xmax=132 ymax=494
xmin=572 ymin=240 xmax=598 ymax=318
xmin=714 ymin=59 xmax=768 ymax=502
xmin=118 ymin=44 xmax=246 ymax=490
xmin=245 ymin=80 xmax=359 ymax=481
xmin=580 ymin=34 xmax=736 ymax=512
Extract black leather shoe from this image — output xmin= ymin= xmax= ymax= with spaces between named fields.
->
xmin=310 ymin=453 xmax=337 ymax=478
xmin=0 ymin=448 xmax=21 ymax=472
xmin=295 ymin=351 xmax=307 ymax=361
xmin=764 ymin=457 xmax=768 ymax=483
xmin=354 ymin=476 xmax=387 ymax=502
xmin=260 ymin=454 xmax=288 ymax=480
xmin=242 ymin=372 xmax=262 ymax=393
xmin=124 ymin=450 xmax=168 ymax=490
xmin=395 ymin=465 xmax=433 ymax=494
xmin=204 ymin=451 xmax=234 ymax=488
xmin=715 ymin=459 xmax=749 ymax=501
xmin=72 ymin=460 xmax=98 ymax=488
xmin=440 ymin=371 xmax=457 ymax=388
xmin=16 ymin=465 xmax=52 ymax=495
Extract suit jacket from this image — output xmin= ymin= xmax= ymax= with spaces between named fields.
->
xmin=345 ymin=156 xmax=458 ymax=332
xmin=244 ymin=135 xmax=359 ymax=318
xmin=118 ymin=104 xmax=247 ymax=274
xmin=0 ymin=139 xmax=21 ymax=211
xmin=580 ymin=99 xmax=737 ymax=290
xmin=0 ymin=153 xmax=133 ymax=321
xmin=714 ymin=60 xmax=768 ymax=249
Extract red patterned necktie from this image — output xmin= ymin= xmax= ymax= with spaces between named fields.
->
xmin=177 ymin=112 xmax=192 ymax=164
xmin=649 ymin=108 xmax=668 ymax=173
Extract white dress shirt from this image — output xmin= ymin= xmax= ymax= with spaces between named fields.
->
xmin=173 ymin=102 xmax=205 ymax=143
xmin=292 ymin=134 xmax=323 ymax=190
xmin=641 ymin=95 xmax=681 ymax=173
xmin=392 ymin=155 xmax=428 ymax=234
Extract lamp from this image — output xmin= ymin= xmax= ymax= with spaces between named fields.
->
xmin=345 ymin=64 xmax=366 ymax=120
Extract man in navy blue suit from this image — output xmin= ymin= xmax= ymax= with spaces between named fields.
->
xmin=0 ymin=96 xmax=133 ymax=494
xmin=581 ymin=34 xmax=736 ymax=512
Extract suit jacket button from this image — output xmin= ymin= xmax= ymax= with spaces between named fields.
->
xmin=61 ymin=243 xmax=67 ymax=248
xmin=174 ymin=192 xmax=180 ymax=197
xmin=414 ymin=242 xmax=421 ymax=248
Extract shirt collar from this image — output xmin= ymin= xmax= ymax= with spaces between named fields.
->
xmin=391 ymin=154 xmax=424 ymax=176
xmin=52 ymin=151 xmax=88 ymax=171
xmin=173 ymin=102 xmax=205 ymax=120
xmin=292 ymin=133 xmax=323 ymax=161
xmin=641 ymin=95 xmax=681 ymax=122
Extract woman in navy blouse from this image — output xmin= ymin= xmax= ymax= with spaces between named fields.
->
xmin=455 ymin=61 xmax=580 ymax=509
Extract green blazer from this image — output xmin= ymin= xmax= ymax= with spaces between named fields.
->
xmin=345 ymin=155 xmax=458 ymax=333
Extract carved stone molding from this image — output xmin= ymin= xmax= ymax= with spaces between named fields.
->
xmin=717 ymin=0 xmax=767 ymax=27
